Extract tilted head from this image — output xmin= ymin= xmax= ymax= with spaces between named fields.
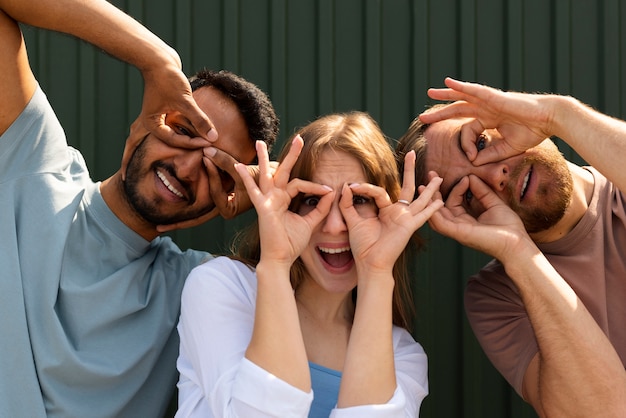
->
xmin=123 ymin=69 xmax=278 ymax=230
xmin=396 ymin=103 xmax=573 ymax=233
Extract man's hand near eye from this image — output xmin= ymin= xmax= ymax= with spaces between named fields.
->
xmin=156 ymin=146 xmax=278 ymax=232
xmin=122 ymin=114 xmax=215 ymax=181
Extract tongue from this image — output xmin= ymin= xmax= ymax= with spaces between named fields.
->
xmin=322 ymin=251 xmax=353 ymax=268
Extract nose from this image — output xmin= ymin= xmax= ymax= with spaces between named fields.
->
xmin=321 ymin=200 xmax=348 ymax=235
xmin=174 ymin=148 xmax=205 ymax=181
xmin=473 ymin=161 xmax=510 ymax=192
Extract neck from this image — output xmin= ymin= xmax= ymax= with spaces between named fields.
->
xmin=295 ymin=283 xmax=354 ymax=325
xmin=529 ymin=163 xmax=594 ymax=243
xmin=100 ymin=172 xmax=160 ymax=241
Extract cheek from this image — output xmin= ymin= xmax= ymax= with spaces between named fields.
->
xmin=355 ymin=204 xmax=378 ymax=218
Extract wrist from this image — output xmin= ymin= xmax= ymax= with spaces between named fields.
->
xmin=549 ymin=94 xmax=582 ymax=141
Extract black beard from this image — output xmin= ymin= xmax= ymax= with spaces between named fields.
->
xmin=507 ymin=148 xmax=573 ymax=233
xmin=123 ymin=140 xmax=213 ymax=226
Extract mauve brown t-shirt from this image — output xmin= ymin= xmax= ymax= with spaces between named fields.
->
xmin=465 ymin=167 xmax=626 ymax=397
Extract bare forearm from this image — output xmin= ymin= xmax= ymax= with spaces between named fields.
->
xmin=503 ymin=246 xmax=626 ymax=416
xmin=245 ymin=262 xmax=311 ymax=392
xmin=338 ymin=276 xmax=396 ymax=407
xmin=0 ymin=0 xmax=179 ymax=73
xmin=550 ymin=95 xmax=626 ymax=192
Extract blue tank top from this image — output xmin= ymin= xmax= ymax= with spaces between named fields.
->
xmin=308 ymin=362 xmax=342 ymax=417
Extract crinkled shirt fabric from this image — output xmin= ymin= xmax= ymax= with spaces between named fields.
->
xmin=0 ymin=85 xmax=209 ymax=417
xmin=176 ymin=256 xmax=428 ymax=417
xmin=465 ymin=167 xmax=626 ymax=397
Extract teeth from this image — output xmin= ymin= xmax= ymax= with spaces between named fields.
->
xmin=156 ymin=170 xmax=184 ymax=198
xmin=520 ymin=170 xmax=531 ymax=199
xmin=318 ymin=246 xmax=350 ymax=254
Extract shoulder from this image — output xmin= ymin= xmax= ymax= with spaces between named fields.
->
xmin=466 ymin=260 xmax=521 ymax=303
xmin=392 ymin=326 xmax=426 ymax=360
xmin=182 ymin=256 xmax=257 ymax=305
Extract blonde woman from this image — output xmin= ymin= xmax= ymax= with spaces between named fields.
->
xmin=176 ymin=112 xmax=443 ymax=417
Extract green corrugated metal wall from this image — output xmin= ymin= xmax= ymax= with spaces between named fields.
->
xmin=22 ymin=0 xmax=626 ymax=417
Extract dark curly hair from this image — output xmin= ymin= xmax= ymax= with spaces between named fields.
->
xmin=190 ymin=69 xmax=279 ymax=152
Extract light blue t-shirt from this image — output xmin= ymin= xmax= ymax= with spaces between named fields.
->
xmin=309 ymin=362 xmax=341 ymax=417
xmin=0 ymin=86 xmax=209 ymax=417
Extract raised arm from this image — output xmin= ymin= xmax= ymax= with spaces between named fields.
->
xmin=337 ymin=153 xmax=442 ymax=410
xmin=236 ymin=137 xmax=334 ymax=392
xmin=0 ymin=0 xmax=214 ymax=145
xmin=420 ymin=77 xmax=626 ymax=191
xmin=429 ymin=173 xmax=626 ymax=417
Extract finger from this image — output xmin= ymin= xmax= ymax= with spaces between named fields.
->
xmin=458 ymin=120 xmax=486 ymax=162
xmin=471 ymin=141 xmax=523 ymax=167
xmin=254 ymin=141 xmax=272 ymax=190
xmin=424 ymin=171 xmax=444 ymax=197
xmin=285 ymin=179 xmax=332 ymax=201
xmin=443 ymin=77 xmax=498 ymax=102
xmin=203 ymin=156 xmax=238 ymax=219
xmin=445 ymin=176 xmax=472 ymax=216
xmin=413 ymin=175 xmax=443 ymax=206
xmin=338 ymin=183 xmax=359 ymax=224
xmin=399 ymin=150 xmax=416 ymax=201
xmin=234 ymin=162 xmax=262 ymax=203
xmin=274 ymin=135 xmax=304 ymax=186
xmin=181 ymin=99 xmax=218 ymax=142
xmin=418 ymin=100 xmax=474 ymax=123
xmin=303 ymin=189 xmax=334 ymax=227
xmin=409 ymin=197 xmax=444 ymax=229
xmin=149 ymin=123 xmax=214 ymax=149
xmin=466 ymin=174 xmax=506 ymax=210
xmin=348 ymin=182 xmax=391 ymax=210
xmin=424 ymin=88 xmax=469 ymax=104
xmin=204 ymin=146 xmax=238 ymax=175
xmin=428 ymin=204 xmax=460 ymax=237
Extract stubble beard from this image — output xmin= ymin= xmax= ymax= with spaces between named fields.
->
xmin=506 ymin=146 xmax=573 ymax=234
xmin=123 ymin=140 xmax=213 ymax=226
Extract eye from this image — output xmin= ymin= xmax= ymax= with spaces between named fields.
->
xmin=352 ymin=194 xmax=378 ymax=218
xmin=302 ymin=195 xmax=321 ymax=207
xmin=297 ymin=195 xmax=320 ymax=216
xmin=476 ymin=134 xmax=487 ymax=151
xmin=174 ymin=124 xmax=192 ymax=137
xmin=352 ymin=194 xmax=372 ymax=206
xmin=464 ymin=189 xmax=473 ymax=205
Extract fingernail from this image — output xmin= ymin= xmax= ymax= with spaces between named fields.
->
xmin=204 ymin=147 xmax=217 ymax=157
xmin=207 ymin=129 xmax=218 ymax=142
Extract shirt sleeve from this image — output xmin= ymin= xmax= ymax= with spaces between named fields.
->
xmin=329 ymin=327 xmax=428 ymax=418
xmin=464 ymin=261 xmax=538 ymax=397
xmin=175 ymin=257 xmax=313 ymax=418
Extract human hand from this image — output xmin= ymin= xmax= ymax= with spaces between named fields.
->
xmin=235 ymin=136 xmax=334 ymax=268
xmin=155 ymin=147 xmax=280 ymax=232
xmin=121 ymin=59 xmax=217 ymax=180
xmin=344 ymin=151 xmax=443 ymax=275
xmin=428 ymin=172 xmax=533 ymax=262
xmin=419 ymin=77 xmax=554 ymax=166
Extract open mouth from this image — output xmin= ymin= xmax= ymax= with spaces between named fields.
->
xmin=318 ymin=245 xmax=353 ymax=269
xmin=156 ymin=169 xmax=184 ymax=198
xmin=520 ymin=166 xmax=533 ymax=201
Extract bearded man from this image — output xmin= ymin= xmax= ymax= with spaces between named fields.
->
xmin=397 ymin=78 xmax=626 ymax=418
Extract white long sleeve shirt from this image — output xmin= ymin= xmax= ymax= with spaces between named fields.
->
xmin=176 ymin=256 xmax=428 ymax=417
